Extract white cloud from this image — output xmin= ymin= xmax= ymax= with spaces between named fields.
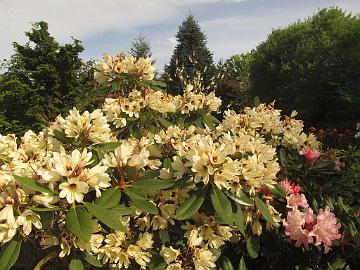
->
xmin=0 ymin=0 xmax=184 ymax=60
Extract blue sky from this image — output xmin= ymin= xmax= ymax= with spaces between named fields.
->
xmin=1 ymin=0 xmax=359 ymax=71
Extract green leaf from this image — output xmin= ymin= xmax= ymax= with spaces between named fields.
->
xmin=33 ymin=252 xmax=57 ymax=270
xmin=162 ymin=157 xmax=172 ymax=170
xmin=219 ymin=256 xmax=234 ymax=270
xmin=29 ymin=206 xmax=62 ymax=212
xmin=255 ymin=197 xmax=276 ymax=226
xmin=268 ymin=184 xmax=286 ymax=199
xmin=224 ymin=190 xmax=254 ymax=206
xmin=91 ymin=142 xmax=122 ymax=153
xmin=246 ymin=235 xmax=260 ymax=258
xmin=13 ymin=175 xmax=53 ymax=195
xmin=138 ymin=170 xmax=160 ymax=180
xmin=158 ymin=117 xmax=173 ymax=128
xmin=65 ymin=205 xmax=92 ymax=242
xmin=233 ymin=203 xmax=245 ymax=236
xmin=84 ymin=254 xmax=104 ymax=268
xmin=202 ymin=114 xmax=217 ymax=129
xmin=53 ymin=130 xmax=71 ymax=144
xmin=129 ymin=124 xmax=142 ymax=140
xmin=175 ymin=188 xmax=205 ymax=220
xmin=109 ymin=204 xmax=136 ymax=216
xmin=126 ymin=166 xmax=138 ymax=181
xmin=0 ymin=235 xmax=22 ymax=270
xmin=159 ymin=229 xmax=170 ymax=244
xmin=84 ymin=202 xmax=127 ymax=232
xmin=125 ymin=188 xmax=158 ymax=214
xmin=278 ymin=148 xmax=287 ymax=166
xmin=209 ymin=248 xmax=222 ymax=260
xmin=95 ymin=187 xmax=122 ymax=209
xmin=38 ymin=211 xmax=54 ymax=229
xmin=311 ymin=160 xmax=334 ymax=170
xmin=253 ymin=96 xmax=260 ymax=107
xmin=238 ymin=257 xmax=247 ymax=270
xmin=147 ymin=252 xmax=167 ymax=270
xmin=210 ymin=186 xmax=233 ymax=225
xmin=131 ymin=179 xmax=174 ymax=190
xmin=69 ymin=259 xmax=84 ymax=270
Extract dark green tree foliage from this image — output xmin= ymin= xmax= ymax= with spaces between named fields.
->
xmin=217 ymin=51 xmax=254 ymax=112
xmin=164 ymin=15 xmax=216 ymax=95
xmin=249 ymin=8 xmax=360 ymax=129
xmin=129 ymin=34 xmax=152 ymax=59
xmin=0 ymin=21 xmax=105 ymax=135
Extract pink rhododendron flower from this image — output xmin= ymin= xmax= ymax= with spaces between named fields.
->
xmin=334 ymin=158 xmax=344 ymax=172
xmin=283 ymin=209 xmax=313 ymax=250
xmin=286 ymin=193 xmax=309 ymax=210
xmin=281 ymin=179 xmax=301 ymax=195
xmin=283 ymin=206 xmax=341 ymax=253
xmin=309 ymin=207 xmax=341 ymax=253
xmin=299 ymin=147 xmax=320 ymax=165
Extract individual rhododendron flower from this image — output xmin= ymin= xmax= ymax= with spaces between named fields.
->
xmin=59 ymin=178 xmax=89 ymax=203
xmin=17 ymin=209 xmax=42 ymax=235
xmin=309 ymin=207 xmax=342 ymax=253
xmin=193 ymin=247 xmax=217 ymax=270
xmin=299 ymin=147 xmax=320 ymax=165
xmin=334 ymin=157 xmax=344 ymax=172
xmin=160 ymin=246 xmax=180 ymax=264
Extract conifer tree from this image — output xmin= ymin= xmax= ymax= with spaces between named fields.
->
xmin=0 ymin=21 xmax=104 ymax=135
xmin=129 ymin=34 xmax=152 ymax=59
xmin=164 ymin=14 xmax=216 ymax=95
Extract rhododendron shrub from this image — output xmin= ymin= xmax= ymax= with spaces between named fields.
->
xmin=0 ymin=53 xmax=355 ymax=270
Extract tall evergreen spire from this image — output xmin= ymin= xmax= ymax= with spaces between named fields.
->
xmin=164 ymin=14 xmax=216 ymax=95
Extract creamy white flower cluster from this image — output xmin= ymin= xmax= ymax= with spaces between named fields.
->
xmin=219 ymin=103 xmax=319 ymax=150
xmin=102 ymin=85 xmax=222 ymax=129
xmin=94 ymin=53 xmax=155 ymax=83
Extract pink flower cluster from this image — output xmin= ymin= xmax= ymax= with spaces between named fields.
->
xmin=281 ymin=179 xmax=341 ymax=253
xmin=299 ymin=147 xmax=320 ymax=165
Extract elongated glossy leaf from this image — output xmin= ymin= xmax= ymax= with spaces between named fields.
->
xmin=202 ymin=114 xmax=216 ymax=129
xmin=65 ymin=206 xmax=92 ymax=242
xmin=33 ymin=252 xmax=57 ymax=270
xmin=29 ymin=206 xmax=62 ymax=212
xmin=13 ymin=175 xmax=52 ymax=195
xmin=238 ymin=257 xmax=247 ymax=270
xmin=129 ymin=124 xmax=142 ymax=140
xmin=131 ymin=179 xmax=174 ymax=190
xmin=84 ymin=203 xmax=127 ymax=232
xmin=268 ymin=184 xmax=286 ymax=199
xmin=0 ymin=235 xmax=22 ymax=270
xmin=69 ymin=259 xmax=84 ymax=270
xmin=91 ymin=142 xmax=122 ymax=153
xmin=147 ymin=252 xmax=167 ymax=270
xmin=109 ymin=204 xmax=136 ymax=216
xmin=233 ymin=203 xmax=245 ymax=236
xmin=158 ymin=117 xmax=173 ymax=128
xmin=53 ymin=130 xmax=72 ymax=144
xmin=175 ymin=188 xmax=205 ymax=220
xmin=125 ymin=188 xmax=158 ymax=214
xmin=159 ymin=229 xmax=170 ymax=244
xmin=224 ymin=190 xmax=254 ymax=206
xmin=39 ymin=212 xmax=54 ymax=229
xmin=253 ymin=96 xmax=260 ymax=107
xmin=255 ymin=197 xmax=276 ymax=226
xmin=138 ymin=170 xmax=160 ymax=180
xmin=95 ymin=187 xmax=122 ymax=209
xmin=211 ymin=187 xmax=233 ymax=225
xmin=84 ymin=254 xmax=104 ymax=268
xmin=246 ymin=236 xmax=260 ymax=259
xmin=219 ymin=256 xmax=234 ymax=270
